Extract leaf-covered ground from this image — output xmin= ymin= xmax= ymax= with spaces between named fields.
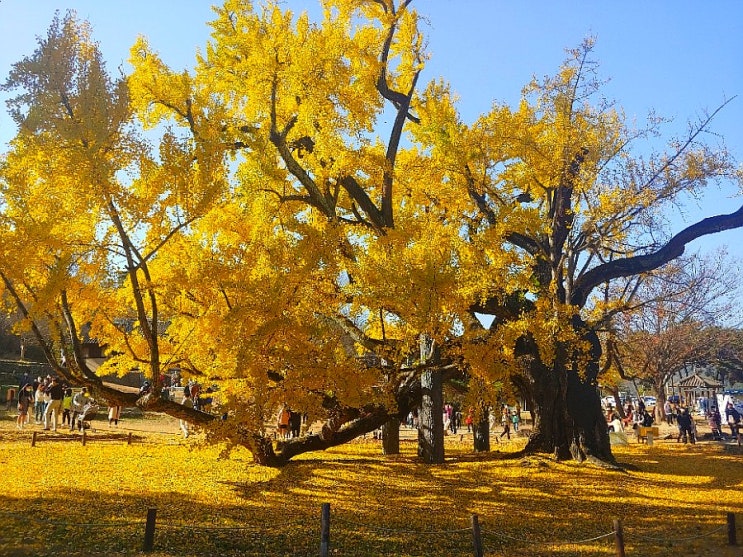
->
xmin=0 ymin=417 xmax=741 ymax=557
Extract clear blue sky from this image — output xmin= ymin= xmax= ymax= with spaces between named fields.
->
xmin=1 ymin=0 xmax=742 ymax=259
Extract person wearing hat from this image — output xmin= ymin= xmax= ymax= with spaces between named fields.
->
xmin=70 ymin=387 xmax=92 ymax=431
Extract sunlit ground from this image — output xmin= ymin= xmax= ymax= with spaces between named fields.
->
xmin=0 ymin=415 xmax=741 ymax=557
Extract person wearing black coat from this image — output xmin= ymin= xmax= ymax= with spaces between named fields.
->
xmin=725 ymin=402 xmax=741 ymax=445
xmin=676 ymin=407 xmax=695 ymax=444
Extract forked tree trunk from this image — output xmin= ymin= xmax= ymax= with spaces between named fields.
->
xmin=418 ymin=369 xmax=445 ymax=464
xmin=381 ymin=417 xmax=400 ymax=455
xmin=521 ymin=320 xmax=616 ymax=466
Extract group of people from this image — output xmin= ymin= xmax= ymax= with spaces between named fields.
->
xmin=605 ymin=394 xmax=742 ymax=445
xmin=276 ymin=404 xmax=303 ymax=440
xmin=177 ymin=381 xmax=221 ymax=438
xmin=15 ymin=375 xmax=100 ymax=432
xmin=672 ymin=400 xmax=740 ymax=445
xmin=443 ymin=403 xmax=462 ymax=434
xmin=606 ymin=399 xmax=654 ymax=435
xmin=494 ymin=405 xmax=521 ymax=441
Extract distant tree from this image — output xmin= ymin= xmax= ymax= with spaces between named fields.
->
xmin=714 ymin=328 xmax=743 ymax=386
xmin=608 ymin=252 xmax=741 ymax=420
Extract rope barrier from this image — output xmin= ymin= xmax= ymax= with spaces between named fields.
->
xmin=334 ymin=516 xmax=472 ymax=535
xmin=626 ymin=524 xmax=727 ymax=543
xmin=156 ymin=522 xmax=266 ymax=532
xmin=0 ymin=505 xmax=734 ymax=554
xmin=0 ymin=509 xmax=143 ymax=529
xmin=484 ymin=527 xmax=616 ymax=545
xmin=41 ymin=520 xmax=143 ymax=528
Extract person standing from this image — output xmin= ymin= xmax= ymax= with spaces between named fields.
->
xmin=16 ymin=383 xmax=34 ymax=429
xmin=289 ymin=410 xmax=302 ymax=438
xmin=707 ymin=407 xmax=722 ymax=441
xmin=676 ymin=407 xmax=695 ymax=444
xmin=511 ymin=409 xmax=521 ymax=433
xmin=189 ymin=383 xmax=201 ymax=411
xmin=18 ymin=372 xmax=32 ymax=392
xmin=663 ymin=399 xmax=673 ymax=426
xmin=623 ymin=405 xmax=634 ymax=430
xmin=43 ymin=377 xmax=64 ymax=431
xmin=276 ymin=404 xmax=291 ymax=440
xmin=465 ymin=408 xmax=474 ymax=433
xmin=108 ymin=404 xmax=122 ymax=427
xmin=725 ymin=402 xmax=741 ymax=445
xmin=34 ymin=381 xmax=46 ymax=424
xmin=180 ymin=390 xmax=193 ymax=438
xmin=61 ymin=388 xmax=73 ymax=427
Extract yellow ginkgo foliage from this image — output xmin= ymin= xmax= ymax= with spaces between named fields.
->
xmin=2 ymin=3 xmax=742 ymax=470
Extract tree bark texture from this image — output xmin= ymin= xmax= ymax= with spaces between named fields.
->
xmin=417 ymin=369 xmax=445 ymax=464
xmin=521 ymin=319 xmax=615 ymax=465
xmin=381 ymin=417 xmax=400 ymax=455
xmin=472 ymin=406 xmax=490 ymax=452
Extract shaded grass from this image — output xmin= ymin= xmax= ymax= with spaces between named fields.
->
xmin=0 ymin=432 xmax=741 ymax=556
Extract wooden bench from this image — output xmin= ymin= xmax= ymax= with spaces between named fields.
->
xmin=637 ymin=426 xmax=659 ymax=444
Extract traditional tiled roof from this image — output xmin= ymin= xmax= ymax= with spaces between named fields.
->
xmin=677 ymin=373 xmax=723 ymax=388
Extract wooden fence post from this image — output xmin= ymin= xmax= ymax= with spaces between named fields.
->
xmin=31 ymin=431 xmax=37 ymax=447
xmin=143 ymin=507 xmax=157 ymax=552
xmin=82 ymin=429 xmax=86 ymax=446
xmin=128 ymin=432 xmax=133 ymax=445
xmin=471 ymin=514 xmax=483 ymax=557
xmin=728 ymin=512 xmax=737 ymax=546
xmin=613 ymin=518 xmax=625 ymax=557
xmin=320 ymin=502 xmax=330 ymax=557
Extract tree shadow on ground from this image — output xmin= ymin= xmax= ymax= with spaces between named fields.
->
xmin=1 ymin=437 xmax=740 ymax=557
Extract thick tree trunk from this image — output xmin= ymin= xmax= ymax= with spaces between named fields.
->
xmin=521 ymin=320 xmax=616 ymax=466
xmin=523 ymin=356 xmax=573 ymax=459
xmin=566 ymin=368 xmax=613 ymax=463
xmin=417 ymin=369 xmax=445 ymax=464
xmin=472 ymin=406 xmax=490 ymax=452
xmin=654 ymin=381 xmax=667 ymax=424
xmin=381 ymin=417 xmax=400 ymax=455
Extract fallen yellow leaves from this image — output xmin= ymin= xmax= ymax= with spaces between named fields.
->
xmin=0 ymin=432 xmax=740 ymax=556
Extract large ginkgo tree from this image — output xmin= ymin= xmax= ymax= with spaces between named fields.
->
xmin=2 ymin=1 xmax=741 ymax=469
